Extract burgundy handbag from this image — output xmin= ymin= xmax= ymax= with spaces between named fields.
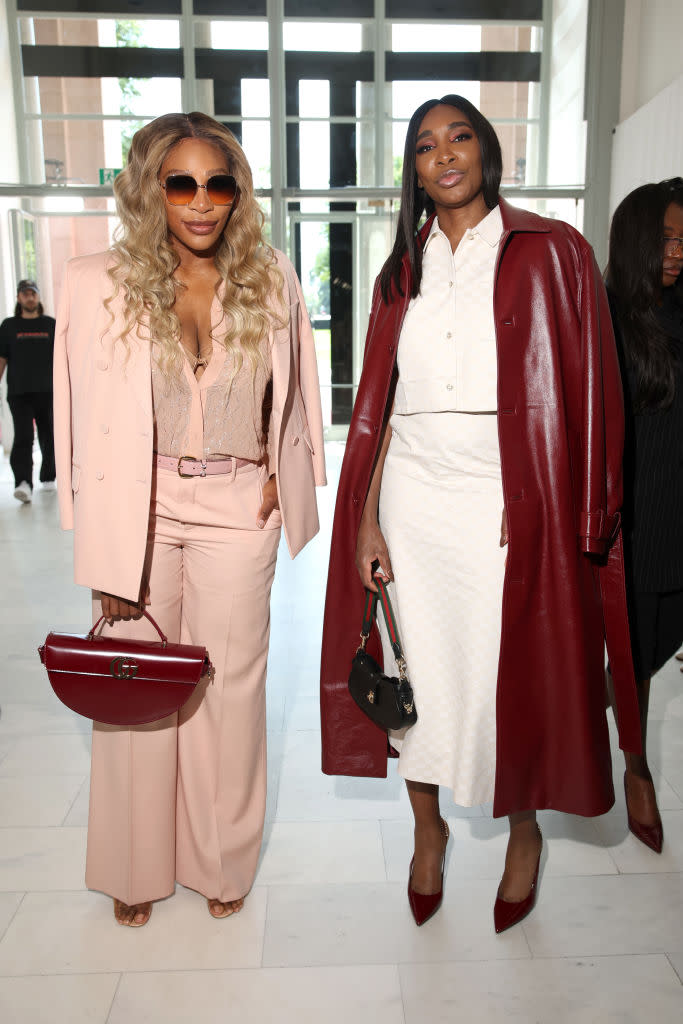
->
xmin=38 ymin=610 xmax=211 ymax=726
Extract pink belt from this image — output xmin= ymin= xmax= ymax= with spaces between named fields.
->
xmin=155 ymin=454 xmax=255 ymax=478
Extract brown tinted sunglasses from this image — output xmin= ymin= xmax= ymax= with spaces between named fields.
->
xmin=160 ymin=173 xmax=238 ymax=206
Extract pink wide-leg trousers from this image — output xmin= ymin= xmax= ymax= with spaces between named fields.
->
xmin=85 ymin=461 xmax=280 ymax=905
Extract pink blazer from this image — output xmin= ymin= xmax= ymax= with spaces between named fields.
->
xmin=53 ymin=249 xmax=326 ymax=602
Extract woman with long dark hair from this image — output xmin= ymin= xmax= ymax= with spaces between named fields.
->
xmin=320 ymin=95 xmax=641 ymax=932
xmin=606 ymin=178 xmax=683 ymax=853
xmin=54 ymin=112 xmax=325 ymax=926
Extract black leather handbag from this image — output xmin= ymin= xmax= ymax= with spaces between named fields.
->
xmin=348 ymin=577 xmax=417 ymax=731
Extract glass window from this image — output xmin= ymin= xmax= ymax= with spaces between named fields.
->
xmin=241 ymin=79 xmax=270 ymax=118
xmin=209 ymin=20 xmax=268 ymax=50
xmin=20 ymin=17 xmax=180 ymax=47
xmin=283 ymin=22 xmax=363 ymax=52
xmin=25 ymin=77 xmax=182 ymax=119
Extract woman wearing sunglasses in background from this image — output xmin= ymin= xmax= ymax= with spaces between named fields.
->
xmin=54 ymin=112 xmax=325 ymax=926
xmin=605 ymin=178 xmax=683 ymax=854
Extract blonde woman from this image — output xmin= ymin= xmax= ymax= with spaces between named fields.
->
xmin=54 ymin=112 xmax=326 ymax=926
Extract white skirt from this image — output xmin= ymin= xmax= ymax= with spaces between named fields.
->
xmin=377 ymin=411 xmax=505 ymax=806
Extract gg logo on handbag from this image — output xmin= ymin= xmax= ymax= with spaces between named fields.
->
xmin=39 ymin=609 xmax=212 ymax=726
xmin=110 ymin=656 xmax=139 ymax=680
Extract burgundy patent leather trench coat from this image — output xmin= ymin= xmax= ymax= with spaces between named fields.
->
xmin=320 ymin=199 xmax=641 ymax=818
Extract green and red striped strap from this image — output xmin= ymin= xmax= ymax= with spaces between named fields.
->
xmin=359 ymin=576 xmax=406 ymax=669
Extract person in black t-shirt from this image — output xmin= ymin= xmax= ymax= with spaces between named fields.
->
xmin=0 ymin=279 xmax=56 ymax=503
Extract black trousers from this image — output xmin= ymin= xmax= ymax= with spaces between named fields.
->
xmin=7 ymin=392 xmax=55 ymax=488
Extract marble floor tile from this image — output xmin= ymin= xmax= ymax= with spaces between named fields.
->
xmin=274 ymin=757 xmax=413 ymax=822
xmin=523 ymin=874 xmax=683 ymax=956
xmin=0 ymin=974 xmax=119 ymax=1024
xmin=0 ymin=886 xmax=267 ymax=975
xmin=0 ymin=827 xmax=87 ymax=891
xmin=0 ymin=733 xmax=91 ymax=776
xmin=669 ymin=951 xmax=683 ymax=984
xmin=0 ymin=774 xmax=85 ymax=827
xmin=282 ymin=693 xmax=320 ymax=731
xmin=61 ymin=776 xmax=91 ymax=827
xmin=0 ymin=701 xmax=90 ymax=736
xmin=399 ymin=954 xmax=683 ymax=1023
xmin=109 ymin=965 xmax=403 ymax=1024
xmin=659 ymin=757 xmax=683 ymax=802
xmin=0 ymin=663 xmax=62 ymax=705
xmin=0 ymin=894 xmax=23 ymax=942
xmin=262 ymin=879 xmax=529 ymax=967
xmin=257 ymin=820 xmax=386 ymax=885
xmin=0 ymin=737 xmax=14 ymax=768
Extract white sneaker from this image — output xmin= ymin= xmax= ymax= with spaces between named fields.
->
xmin=41 ymin=481 xmax=57 ymax=491
xmin=13 ymin=481 xmax=32 ymax=503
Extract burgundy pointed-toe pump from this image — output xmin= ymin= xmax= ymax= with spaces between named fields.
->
xmin=493 ymin=826 xmax=542 ymax=934
xmin=624 ymin=771 xmax=663 ymax=854
xmin=408 ymin=818 xmax=450 ymax=926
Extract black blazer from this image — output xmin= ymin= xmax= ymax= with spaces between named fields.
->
xmin=609 ymin=287 xmax=683 ymax=592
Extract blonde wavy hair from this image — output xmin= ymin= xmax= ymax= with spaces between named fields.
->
xmin=107 ymin=111 xmax=285 ymax=377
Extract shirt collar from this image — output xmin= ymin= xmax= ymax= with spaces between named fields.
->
xmin=424 ymin=203 xmax=503 ymax=252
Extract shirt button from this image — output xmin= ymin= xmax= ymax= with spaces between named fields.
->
xmin=449 ymin=281 xmax=453 ymax=287
xmin=96 ymin=470 xmax=104 ymax=480
xmin=446 ymin=332 xmax=452 ymax=339
xmin=101 ymin=424 xmax=109 ymax=434
xmin=446 ymin=384 xmax=454 ymax=391
xmin=292 ymin=436 xmax=299 ymax=446
xmin=96 ymin=359 xmax=108 ymax=370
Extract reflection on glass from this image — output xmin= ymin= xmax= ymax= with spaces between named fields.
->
xmin=242 ymin=79 xmax=270 ymax=118
xmin=505 ymin=196 xmax=584 ymax=232
xmin=36 ymin=119 xmax=160 ymax=186
xmin=299 ymin=80 xmax=330 ymax=119
xmin=210 ymin=20 xmax=268 ymax=50
xmin=28 ymin=77 xmax=181 ymax=119
xmin=299 ymin=122 xmax=330 ymax=188
xmin=20 ymin=17 xmax=180 ymax=48
xmin=241 ymin=121 xmax=271 ymax=190
xmin=391 ymin=23 xmax=540 ymax=53
xmin=392 ymin=24 xmax=482 ymax=52
xmin=283 ymin=22 xmax=362 ymax=52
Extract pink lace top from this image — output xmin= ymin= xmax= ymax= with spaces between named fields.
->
xmin=152 ymin=339 xmax=274 ymax=465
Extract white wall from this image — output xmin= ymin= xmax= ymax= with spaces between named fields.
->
xmin=610 ymin=74 xmax=683 ymax=215
xmin=610 ymin=0 xmax=683 ymax=216
xmin=620 ymin=0 xmax=683 ymax=121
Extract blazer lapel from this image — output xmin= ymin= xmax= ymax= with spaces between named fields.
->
xmin=101 ymin=287 xmax=153 ymax=422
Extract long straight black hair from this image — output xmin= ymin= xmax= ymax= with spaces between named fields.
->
xmin=379 ymin=94 xmax=503 ymax=304
xmin=606 ymin=177 xmax=683 ymax=411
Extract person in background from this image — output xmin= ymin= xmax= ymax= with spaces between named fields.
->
xmin=0 ymin=280 xmax=56 ymax=503
xmin=605 ymin=177 xmax=683 ymax=854
xmin=54 ymin=112 xmax=325 ymax=927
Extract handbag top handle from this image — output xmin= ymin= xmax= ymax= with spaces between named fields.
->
xmin=358 ymin=577 xmax=408 ymax=682
xmin=88 ymin=609 xmax=168 ymax=647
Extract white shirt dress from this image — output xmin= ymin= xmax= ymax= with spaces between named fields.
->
xmin=378 ymin=205 xmax=506 ymax=806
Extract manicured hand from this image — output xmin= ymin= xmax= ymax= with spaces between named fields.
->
xmin=101 ymin=581 xmax=150 ymax=622
xmin=356 ymin=518 xmax=393 ymax=592
xmin=257 ymin=474 xmax=279 ymax=529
